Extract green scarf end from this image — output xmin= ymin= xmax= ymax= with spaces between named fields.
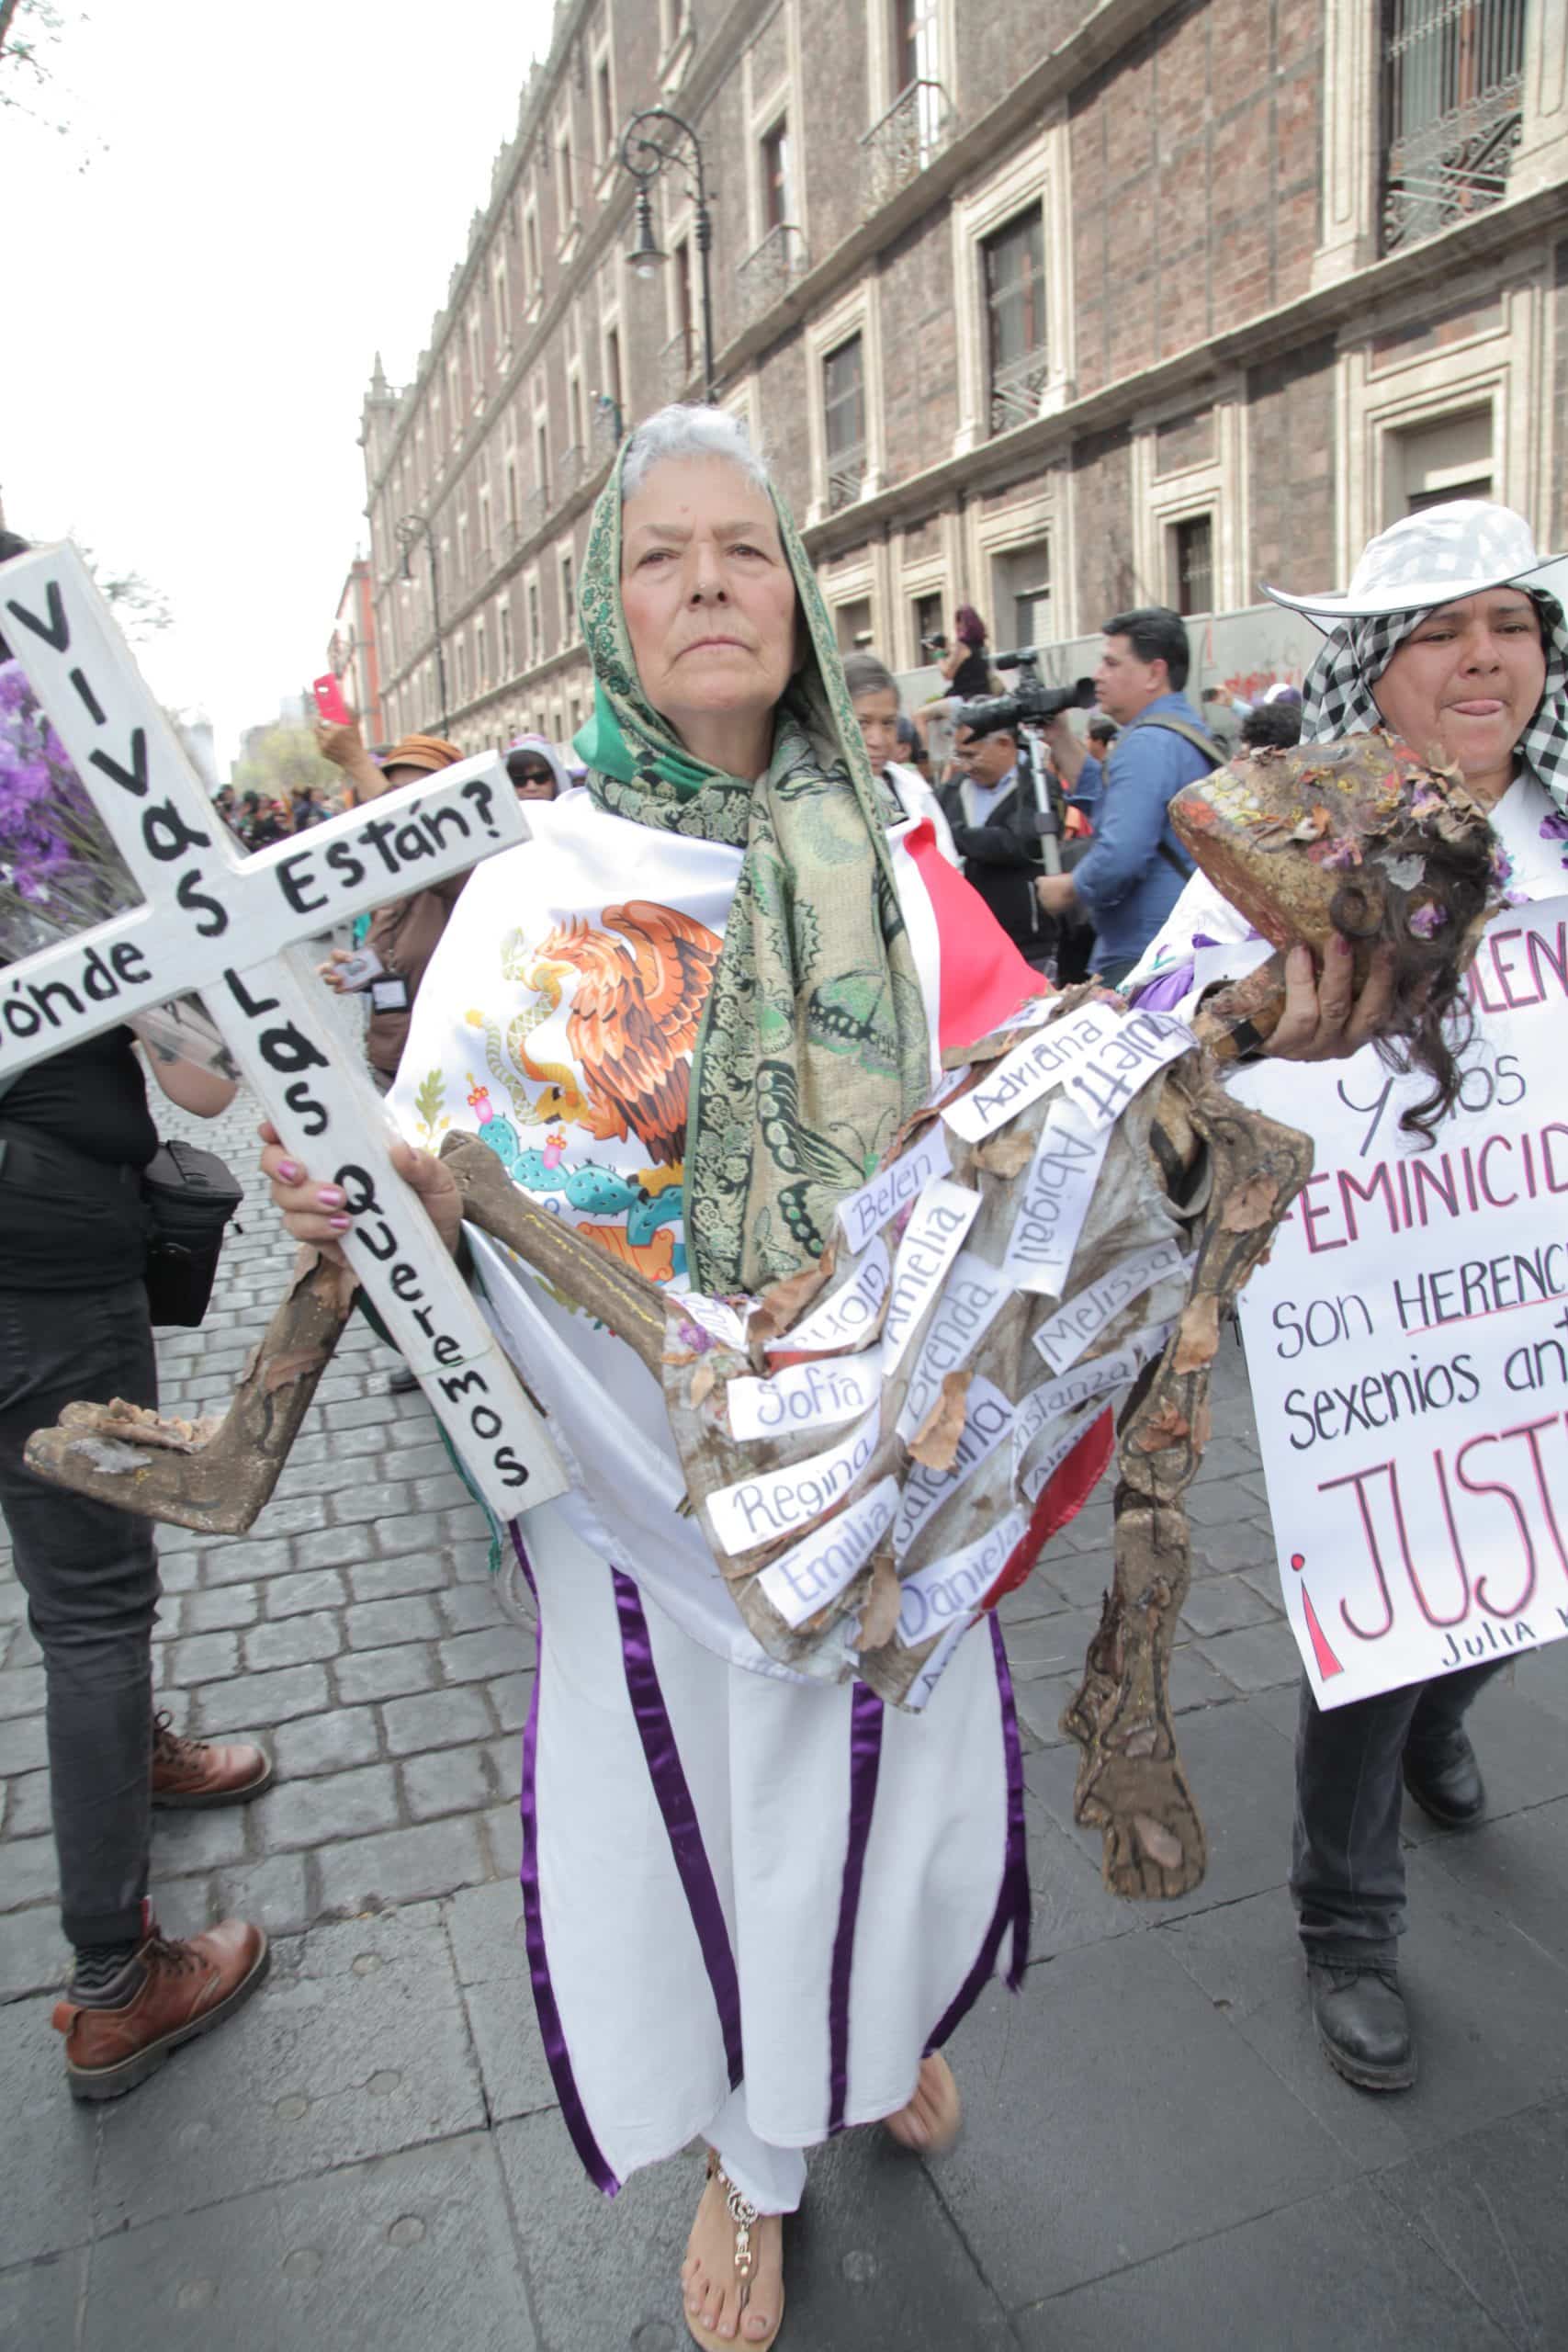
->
xmin=575 ymin=682 xmax=713 ymax=799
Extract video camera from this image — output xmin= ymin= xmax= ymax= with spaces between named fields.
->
xmin=953 ymin=647 xmax=1097 ymax=741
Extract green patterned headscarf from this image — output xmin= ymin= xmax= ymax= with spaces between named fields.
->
xmin=571 ymin=426 xmax=930 ymax=1295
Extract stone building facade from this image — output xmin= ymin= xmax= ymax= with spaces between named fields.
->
xmin=357 ymin=0 xmax=1568 ymax=752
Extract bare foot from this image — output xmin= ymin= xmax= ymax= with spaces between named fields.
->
xmin=884 ymin=2052 xmax=962 ymax=2155
xmin=681 ymin=2163 xmax=785 ymax=2347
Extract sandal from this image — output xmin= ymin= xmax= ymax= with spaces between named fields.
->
xmin=884 ymin=2051 xmax=963 ymax=2157
xmin=682 ymin=2151 xmax=785 ymax=2350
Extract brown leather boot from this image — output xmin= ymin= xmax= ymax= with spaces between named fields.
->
xmin=53 ymin=1918 xmax=270 ymax=2101
xmin=151 ymin=1710 xmax=272 ymax=1808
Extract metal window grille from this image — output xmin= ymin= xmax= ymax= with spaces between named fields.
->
xmin=1172 ymin=516 xmax=1213 ymax=618
xmin=984 ymin=209 xmax=1047 ymax=435
xmin=824 ymin=336 xmax=867 ymax=512
xmin=1380 ymin=0 xmax=1526 ymax=254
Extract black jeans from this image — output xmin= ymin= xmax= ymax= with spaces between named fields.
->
xmin=1290 ymin=1658 xmax=1509 ymax=1969
xmin=0 ymin=1279 xmax=160 ymax=1947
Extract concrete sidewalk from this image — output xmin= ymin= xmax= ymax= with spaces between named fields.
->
xmin=2 ymin=1085 xmax=1565 ymax=2349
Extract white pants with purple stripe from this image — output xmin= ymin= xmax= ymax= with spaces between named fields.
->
xmin=516 ymin=1499 xmax=1027 ymax=2215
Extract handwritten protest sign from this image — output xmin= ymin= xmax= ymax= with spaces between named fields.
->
xmin=0 ymin=542 xmax=568 ymax=1521
xmin=1232 ymin=893 xmax=1568 ymax=1704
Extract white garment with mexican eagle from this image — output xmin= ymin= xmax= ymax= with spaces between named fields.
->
xmin=387 ymin=785 xmax=1038 ymax=2199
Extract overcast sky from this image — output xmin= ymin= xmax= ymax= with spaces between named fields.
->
xmin=1 ymin=0 xmax=553 ymax=763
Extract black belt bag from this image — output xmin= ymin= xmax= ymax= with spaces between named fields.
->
xmin=141 ymin=1140 xmax=243 ymax=1328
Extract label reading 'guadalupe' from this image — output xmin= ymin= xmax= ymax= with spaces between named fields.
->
xmin=893 ymin=1375 xmax=1014 ymax=1557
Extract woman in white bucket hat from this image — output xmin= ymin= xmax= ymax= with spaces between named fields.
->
xmin=1127 ymin=498 xmax=1568 ymax=2096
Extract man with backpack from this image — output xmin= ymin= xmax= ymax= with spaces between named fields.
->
xmin=1035 ymin=606 xmax=1220 ymax=989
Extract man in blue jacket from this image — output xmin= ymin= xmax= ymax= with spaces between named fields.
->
xmin=1035 ymin=607 xmax=1219 ymax=988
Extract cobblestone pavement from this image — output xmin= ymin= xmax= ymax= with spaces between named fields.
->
xmin=3 ymin=1086 xmax=1566 ymax=2349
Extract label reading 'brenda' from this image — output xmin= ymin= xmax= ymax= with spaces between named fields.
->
xmin=755 ymin=1476 xmax=900 ymax=1629
xmin=836 ymin=1125 xmax=952 ymax=1254
xmin=706 ymin=1407 xmax=882 ymax=1557
xmin=895 ymin=1250 xmax=1012 ymax=1443
xmin=1032 ymin=1238 xmax=1189 ymax=1375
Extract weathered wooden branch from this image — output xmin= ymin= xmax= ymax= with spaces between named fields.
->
xmin=1060 ymin=1044 xmax=1314 ymax=1897
xmin=23 ymin=1249 xmax=361 ymax=1535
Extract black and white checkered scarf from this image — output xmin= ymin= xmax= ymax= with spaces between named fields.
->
xmin=1301 ymin=590 xmax=1568 ymax=813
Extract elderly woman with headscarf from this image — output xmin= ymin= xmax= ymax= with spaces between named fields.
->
xmin=260 ymin=409 xmax=1383 ymax=2344
xmin=1124 ymin=498 xmax=1568 ymax=2096
xmin=265 ymin=407 xmax=1056 ymax=2350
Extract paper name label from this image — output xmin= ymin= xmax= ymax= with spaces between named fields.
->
xmin=940 ymin=1002 xmax=1119 ymax=1142
xmin=896 ymin=1250 xmax=1012 ymax=1442
xmin=879 ymin=1179 xmax=983 ymax=1381
xmin=837 ymin=1126 xmax=952 ymax=1253
xmin=769 ymin=1239 xmax=890 ymax=1357
xmin=1032 ymin=1238 xmax=1189 ymax=1374
xmin=681 ymin=1294 xmax=754 ymax=1352
xmin=707 ymin=1407 xmax=882 ymax=1557
xmin=728 ymin=1347 xmax=884 ymax=1442
xmin=897 ymin=1508 xmax=1029 ymax=1645
xmin=894 ymin=1375 xmax=1013 ymax=1557
xmin=756 ymin=1476 xmax=899 ymax=1628
xmin=1021 ymin=1404 xmax=1105 ymax=1503
xmin=1012 ymin=1318 xmax=1174 ymax=1466
xmin=1002 ymin=1102 xmax=1112 ymax=1295
xmin=1055 ymin=1009 xmax=1194 ymax=1135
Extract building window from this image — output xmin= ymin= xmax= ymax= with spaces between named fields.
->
xmin=525 ymin=206 xmax=542 ymax=298
xmin=1380 ymin=0 xmax=1527 ymax=254
xmin=455 ymin=634 xmax=469 ymax=704
xmin=1386 ymin=403 xmax=1495 ymax=520
xmin=604 ymin=324 xmax=624 ymax=420
xmin=493 ymin=259 xmax=510 ymax=346
xmin=527 ymin=579 xmax=542 ymax=662
xmin=992 ymin=539 xmax=1052 ymax=650
xmin=457 ymin=510 xmax=470 ymax=588
xmin=479 ymin=481 xmax=491 ymax=555
xmin=558 ymin=127 xmax=576 ymax=224
xmin=596 ymin=57 xmax=615 ymax=161
xmin=835 ymin=596 xmax=874 ymax=653
xmin=823 ymin=335 xmax=866 ymax=512
xmin=535 ymin=421 xmax=550 ymax=507
xmin=560 ymin=550 xmax=576 ymax=641
xmin=761 ymin=117 xmax=793 ymax=232
xmin=468 ymin=314 xmax=484 ymax=402
xmin=983 ymin=208 xmax=1047 ymax=435
xmin=1168 ymin=515 xmax=1213 ymax=617
xmin=446 ymin=354 xmax=461 ymax=439
xmin=475 ymin=616 xmax=489 ymax=689
xmin=500 ymin=598 xmax=514 ymax=674
xmin=506 ymin=458 xmax=519 ymax=529
xmin=912 ymin=590 xmax=945 ymax=662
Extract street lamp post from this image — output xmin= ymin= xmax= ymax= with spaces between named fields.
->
xmin=618 ymin=107 xmax=717 ymax=404
xmin=395 ymin=514 xmax=449 ymax=732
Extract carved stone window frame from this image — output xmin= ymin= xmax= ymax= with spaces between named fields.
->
xmin=1129 ymin=385 xmax=1248 ymax=616
xmin=804 ymin=278 xmax=886 ymax=527
xmin=949 ymin=114 xmax=1074 ymax=458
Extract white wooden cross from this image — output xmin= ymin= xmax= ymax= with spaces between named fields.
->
xmin=0 ymin=541 xmax=569 ymax=1518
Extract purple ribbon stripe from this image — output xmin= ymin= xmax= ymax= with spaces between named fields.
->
xmin=827 ymin=1682 xmax=886 ymax=2133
